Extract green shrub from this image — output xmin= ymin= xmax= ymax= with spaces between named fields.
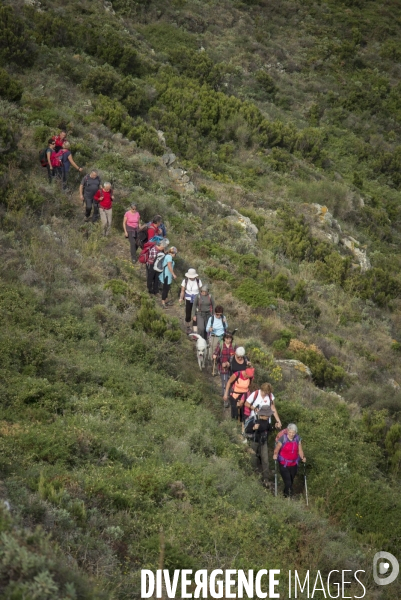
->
xmin=83 ymin=65 xmax=121 ymax=96
xmin=234 ymin=278 xmax=273 ymax=308
xmin=105 ymin=279 xmax=129 ymax=296
xmin=204 ymin=266 xmax=234 ymax=282
xmin=0 ymin=68 xmax=23 ymax=102
xmin=0 ymin=6 xmax=37 ymax=67
xmin=141 ymin=22 xmax=197 ymax=53
xmin=255 ymin=70 xmax=276 ymax=96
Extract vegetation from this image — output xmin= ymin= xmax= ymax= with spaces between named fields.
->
xmin=1 ymin=0 xmax=401 ymax=596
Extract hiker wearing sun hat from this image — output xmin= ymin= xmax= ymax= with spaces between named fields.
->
xmin=179 ymin=268 xmax=202 ymax=333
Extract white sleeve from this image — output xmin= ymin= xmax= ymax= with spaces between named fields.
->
xmin=181 ymin=279 xmax=186 ymax=288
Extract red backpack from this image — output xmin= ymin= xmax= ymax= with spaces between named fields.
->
xmin=275 ymin=428 xmax=301 ymax=466
xmin=50 ymin=149 xmax=65 ymax=168
xmin=139 ymin=241 xmax=156 ymax=264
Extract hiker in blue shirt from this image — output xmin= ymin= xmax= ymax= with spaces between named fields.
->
xmin=206 ymin=305 xmax=228 ymax=362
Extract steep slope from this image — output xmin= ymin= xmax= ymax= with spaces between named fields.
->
xmin=1 ymin=0 xmax=401 ymax=598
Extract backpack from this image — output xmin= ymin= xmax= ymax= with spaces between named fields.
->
xmin=39 ymin=148 xmax=48 ymax=167
xmin=137 ymin=224 xmax=149 ymax=249
xmin=139 ymin=241 xmax=156 ymax=264
xmin=275 ymin=429 xmax=301 ymax=466
xmin=82 ymin=174 xmax=101 ymax=197
xmin=153 ymin=252 xmax=166 ymax=273
xmin=243 ymin=414 xmax=258 ymax=439
xmin=52 ymin=149 xmax=67 ymax=168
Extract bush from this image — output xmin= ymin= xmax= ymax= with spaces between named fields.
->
xmin=83 ymin=65 xmax=121 ymax=96
xmin=0 ymin=68 xmax=23 ymax=102
xmin=0 ymin=6 xmax=37 ymax=67
xmin=234 ymin=279 xmax=273 ymax=308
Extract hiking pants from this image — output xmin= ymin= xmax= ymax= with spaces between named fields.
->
xmin=250 ymin=440 xmax=269 ymax=481
xmin=126 ymin=226 xmax=138 ymax=261
xmin=46 ymin=165 xmax=53 ymax=183
xmin=220 ymin=372 xmax=229 ymax=396
xmin=161 ymin=278 xmax=171 ymax=301
xmin=279 ymin=463 xmax=298 ymax=497
xmin=230 ymin=394 xmax=244 ymax=421
xmin=62 ymin=168 xmax=69 ymax=190
xmin=147 ymin=264 xmax=159 ymax=295
xmin=185 ymin=300 xmax=194 ymax=324
xmin=85 ymin=198 xmax=100 ymax=222
xmin=100 ymin=208 xmax=112 ymax=236
xmin=208 ymin=335 xmax=222 ymax=361
xmin=196 ymin=311 xmax=211 ymax=340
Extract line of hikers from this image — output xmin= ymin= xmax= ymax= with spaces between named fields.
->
xmin=39 ymin=131 xmax=306 ymax=498
xmin=132 ymin=235 xmax=307 ymax=496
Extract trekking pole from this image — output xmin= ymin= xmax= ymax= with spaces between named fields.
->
xmin=303 ymin=462 xmax=309 ymax=506
xmin=212 ymin=358 xmax=216 ymax=376
xmin=274 ymin=460 xmax=278 ymax=497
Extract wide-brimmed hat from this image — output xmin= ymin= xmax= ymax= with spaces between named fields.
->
xmin=201 ymin=284 xmax=209 ymax=292
xmin=258 ymin=405 xmax=273 ymax=417
xmin=185 ymin=268 xmax=198 ymax=278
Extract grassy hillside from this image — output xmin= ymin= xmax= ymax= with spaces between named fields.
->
xmin=1 ymin=0 xmax=401 ymax=597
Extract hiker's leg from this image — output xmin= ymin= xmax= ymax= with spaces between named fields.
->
xmin=260 ymin=440 xmax=269 ymax=481
xmin=100 ymin=209 xmax=107 ymax=235
xmin=105 ymin=209 xmax=112 ymax=235
xmin=85 ymin=200 xmax=92 ymax=219
xmin=161 ymin=279 xmax=171 ymax=301
xmin=221 ymin=373 xmax=229 ymax=396
xmin=127 ymin=227 xmax=137 ymax=261
xmin=249 ymin=440 xmax=259 ymax=470
xmin=47 ymin=165 xmax=53 ymax=183
xmin=230 ymin=395 xmax=237 ymax=419
xmin=151 ymin=268 xmax=159 ymax=295
xmin=288 ymin=465 xmax=298 ymax=494
xmin=92 ymin=199 xmax=100 ymax=222
xmin=279 ymin=464 xmax=292 ymax=497
xmin=62 ymin=169 xmax=68 ymax=190
xmin=209 ymin=335 xmax=219 ymax=360
xmin=185 ymin=300 xmax=192 ymax=323
xmin=197 ymin=313 xmax=205 ymax=338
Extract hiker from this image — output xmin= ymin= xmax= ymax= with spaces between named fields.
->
xmin=223 ymin=367 xmax=255 ymax=422
xmin=45 ymin=139 xmax=56 ymax=183
xmin=123 ymin=203 xmax=141 ymax=263
xmin=159 ymin=246 xmax=178 ymax=308
xmin=147 ymin=215 xmax=163 ymax=241
xmin=213 ymin=331 xmax=237 ymax=400
xmin=94 ymin=182 xmax=114 ymax=236
xmin=53 ymin=130 xmax=67 ymax=152
xmin=206 ymin=305 xmax=228 ymax=363
xmin=245 ymin=405 xmax=277 ymax=485
xmin=273 ymin=423 xmax=306 ymax=498
xmin=179 ymin=269 xmax=202 ymax=333
xmin=230 ymin=346 xmax=250 ymax=375
xmin=145 ymin=239 xmax=169 ymax=295
xmin=59 ymin=141 xmax=82 ymax=190
xmin=246 ymin=383 xmax=281 ymax=425
xmin=80 ymin=170 xmax=101 ymax=222
xmin=192 ymin=284 xmax=215 ymax=339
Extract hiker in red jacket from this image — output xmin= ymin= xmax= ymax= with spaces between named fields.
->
xmin=94 ymin=182 xmax=114 ymax=236
xmin=147 ymin=215 xmax=163 ymax=240
xmin=273 ymin=424 xmax=306 ymax=498
xmin=53 ymin=130 xmax=67 ymax=152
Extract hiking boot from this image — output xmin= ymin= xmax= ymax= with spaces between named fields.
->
xmin=224 ymin=401 xmax=230 ymax=408
xmin=186 ymin=326 xmax=192 ymax=334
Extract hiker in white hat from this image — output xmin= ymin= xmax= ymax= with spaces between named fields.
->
xmin=179 ymin=268 xmax=203 ymax=333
